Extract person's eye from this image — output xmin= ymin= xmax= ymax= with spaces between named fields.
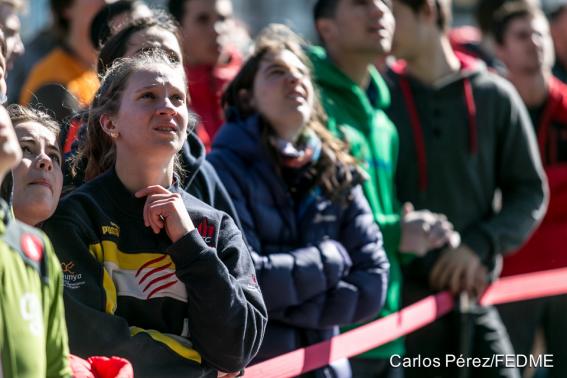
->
xmin=21 ymin=145 xmax=33 ymax=154
xmin=171 ymin=94 xmax=185 ymax=103
xmin=197 ymin=14 xmax=210 ymax=24
xmin=49 ymin=153 xmax=61 ymax=165
xmin=269 ymin=68 xmax=285 ymax=76
xmin=140 ymin=92 xmax=156 ymax=100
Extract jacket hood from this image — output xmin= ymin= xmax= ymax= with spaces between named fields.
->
xmin=212 ymin=114 xmax=270 ymax=163
xmin=180 ymin=131 xmax=206 ymax=183
xmin=307 ymin=45 xmax=391 ymax=110
xmin=390 ymin=51 xmax=486 ymax=86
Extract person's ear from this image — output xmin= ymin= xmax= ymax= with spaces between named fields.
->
xmin=100 ymin=114 xmax=120 ymax=139
xmin=422 ymin=0 xmax=437 ymax=24
xmin=238 ymin=89 xmax=255 ymax=111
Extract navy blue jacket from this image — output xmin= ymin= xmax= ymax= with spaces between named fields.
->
xmin=208 ymin=115 xmax=389 ymax=377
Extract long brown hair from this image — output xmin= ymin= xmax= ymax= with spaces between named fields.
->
xmin=75 ymin=49 xmax=195 ymax=181
xmin=222 ymin=24 xmax=365 ymax=201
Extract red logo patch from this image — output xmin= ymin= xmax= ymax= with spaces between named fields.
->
xmin=21 ymin=234 xmax=43 ymax=262
xmin=197 ymin=218 xmax=216 ymax=245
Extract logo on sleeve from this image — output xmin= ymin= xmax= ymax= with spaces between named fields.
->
xmin=20 ymin=234 xmax=43 ymax=262
xmin=196 ymin=218 xmax=216 ymax=246
xmin=238 ymin=274 xmax=260 ymax=290
xmin=61 ymin=261 xmax=85 ymax=289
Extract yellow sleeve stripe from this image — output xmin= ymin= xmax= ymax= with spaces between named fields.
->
xmin=102 ymin=270 xmax=117 ymax=314
xmin=98 ymin=240 xmax=176 ymax=271
xmin=130 ymin=327 xmax=202 ymax=364
xmin=88 ymin=243 xmax=117 ymax=314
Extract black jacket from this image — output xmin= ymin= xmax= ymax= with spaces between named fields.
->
xmin=43 ymin=168 xmax=267 ymax=377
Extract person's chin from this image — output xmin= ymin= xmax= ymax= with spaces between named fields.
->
xmin=17 ymin=201 xmax=53 ymax=225
xmin=151 ymin=139 xmax=184 ymax=156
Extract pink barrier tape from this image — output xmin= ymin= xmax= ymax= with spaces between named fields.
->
xmin=244 ymin=267 xmax=567 ymax=377
xmin=480 ymin=267 xmax=567 ymax=306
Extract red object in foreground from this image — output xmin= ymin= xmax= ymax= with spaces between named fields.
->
xmin=244 ymin=267 xmax=567 ymax=378
xmin=69 ymin=355 xmax=134 ymax=378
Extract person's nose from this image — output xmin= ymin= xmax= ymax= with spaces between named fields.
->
xmin=156 ymin=97 xmax=177 ymax=116
xmin=35 ymin=152 xmax=53 ymax=172
xmin=370 ymin=0 xmax=386 ymax=17
xmin=286 ymin=70 xmax=302 ymax=86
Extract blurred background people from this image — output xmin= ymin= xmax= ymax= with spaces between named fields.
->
xmin=386 ymin=0 xmax=547 ymax=377
xmin=0 ymin=0 xmax=24 ymax=70
xmin=168 ymin=0 xmax=249 ymax=146
xmin=544 ymin=0 xmax=567 ymax=83
xmin=491 ymin=3 xmax=567 ymax=377
xmin=310 ymin=1 xmax=458 ymax=376
xmin=89 ymin=0 xmax=152 ymax=51
xmin=19 ymin=0 xmax=108 ymax=121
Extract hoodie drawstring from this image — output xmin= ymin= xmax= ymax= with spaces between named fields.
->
xmin=536 ymin=78 xmax=566 ymax=166
xmin=398 ymin=74 xmax=478 ymax=193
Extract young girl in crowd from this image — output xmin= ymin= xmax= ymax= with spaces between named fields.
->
xmin=43 ymin=50 xmax=267 ymax=378
xmin=65 ymin=15 xmax=239 ymax=226
xmin=208 ymin=25 xmax=389 ymax=377
xmin=0 ymin=105 xmax=71 ymax=378
xmin=6 ymin=104 xmax=63 ymax=227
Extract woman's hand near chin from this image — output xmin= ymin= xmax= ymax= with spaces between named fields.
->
xmin=135 ymin=185 xmax=195 ymax=243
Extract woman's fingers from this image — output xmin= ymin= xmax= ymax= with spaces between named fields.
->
xmin=136 ymin=186 xmax=193 ymax=242
xmin=138 ymin=189 xmax=176 ymax=233
xmin=134 ymin=185 xmax=170 ymax=198
xmin=143 ymin=193 xmax=174 ymax=227
xmin=146 ymin=198 xmax=177 ymax=234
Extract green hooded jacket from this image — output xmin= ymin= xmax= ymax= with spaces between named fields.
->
xmin=308 ymin=46 xmax=404 ymax=358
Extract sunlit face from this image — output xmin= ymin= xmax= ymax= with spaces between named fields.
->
xmin=11 ymin=121 xmax=63 ymax=226
xmin=0 ymin=106 xmax=20 ymax=179
xmin=252 ymin=49 xmax=314 ymax=142
xmin=0 ymin=3 xmax=23 ymax=70
xmin=124 ymin=27 xmax=183 ymax=64
xmin=497 ymin=14 xmax=554 ymax=74
xmin=109 ymin=63 xmax=189 ymax=163
xmin=181 ymin=0 xmax=233 ymax=65
xmin=322 ymin=0 xmax=395 ymax=57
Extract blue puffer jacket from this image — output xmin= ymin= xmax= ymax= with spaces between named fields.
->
xmin=208 ymin=115 xmax=390 ymax=378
